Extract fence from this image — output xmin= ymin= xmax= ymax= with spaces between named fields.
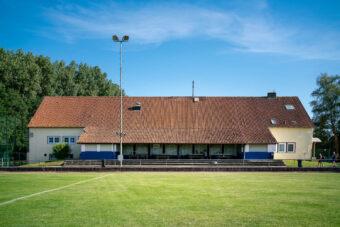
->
xmin=64 ymin=159 xmax=286 ymax=167
xmin=0 ymin=111 xmax=21 ymax=167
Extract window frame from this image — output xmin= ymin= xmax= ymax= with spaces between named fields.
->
xmin=69 ymin=137 xmax=75 ymax=144
xmin=287 ymin=142 xmax=296 ymax=152
xmin=47 ymin=136 xmax=54 ymax=144
xmin=54 ymin=136 xmax=60 ymax=144
xmin=62 ymin=136 xmax=76 ymax=145
xmin=285 ymin=104 xmax=295 ymax=110
xmin=271 ymin=118 xmax=278 ymax=125
xmin=277 ymin=143 xmax=286 ymax=153
xmin=47 ymin=136 xmax=61 ymax=144
xmin=63 ymin=137 xmax=69 ymax=144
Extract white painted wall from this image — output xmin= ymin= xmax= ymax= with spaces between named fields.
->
xmin=28 ymin=128 xmax=83 ymax=163
xmin=248 ymin=144 xmax=268 ymax=152
xmin=100 ymin=144 xmax=114 ymax=151
xmin=85 ymin=144 xmax=97 ymax=151
xmin=82 ymin=144 xmax=116 ymax=152
xmin=269 ymin=127 xmax=314 ymax=160
xmin=268 ymin=144 xmax=277 ymax=153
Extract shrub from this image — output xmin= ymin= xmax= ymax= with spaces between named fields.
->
xmin=52 ymin=144 xmax=70 ymax=160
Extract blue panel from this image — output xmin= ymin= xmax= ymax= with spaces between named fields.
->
xmin=245 ymin=152 xmax=273 ymax=160
xmin=80 ymin=151 xmax=117 ymax=160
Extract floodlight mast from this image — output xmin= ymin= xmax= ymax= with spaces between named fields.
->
xmin=112 ymin=35 xmax=129 ymax=167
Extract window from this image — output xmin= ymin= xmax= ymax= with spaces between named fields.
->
xmin=287 ymin=143 xmax=295 ymax=152
xmin=271 ymin=118 xmax=278 ymax=125
xmin=129 ymin=102 xmax=142 ymax=111
xmin=278 ymin=143 xmax=286 ymax=152
xmin=62 ymin=136 xmax=76 ymax=144
xmin=47 ymin=136 xmax=61 ymax=144
xmin=285 ymin=104 xmax=295 ymax=110
xmin=277 ymin=142 xmax=296 ymax=153
xmin=48 ymin=137 xmax=54 ymax=144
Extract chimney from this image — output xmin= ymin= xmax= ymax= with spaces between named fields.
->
xmin=192 ymin=80 xmax=199 ymax=102
xmin=192 ymin=80 xmax=195 ymax=98
xmin=267 ymin=91 xmax=277 ymax=98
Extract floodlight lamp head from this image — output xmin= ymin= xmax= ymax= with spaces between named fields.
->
xmin=112 ymin=35 xmax=119 ymax=42
xmin=122 ymin=35 xmax=129 ymax=41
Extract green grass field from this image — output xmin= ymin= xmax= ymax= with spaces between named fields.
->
xmin=22 ymin=160 xmax=65 ymax=167
xmin=0 ymin=172 xmax=339 ymax=226
xmin=284 ymin=160 xmax=339 ymax=167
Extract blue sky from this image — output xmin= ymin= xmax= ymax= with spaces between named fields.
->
xmin=1 ymin=0 xmax=340 ymax=116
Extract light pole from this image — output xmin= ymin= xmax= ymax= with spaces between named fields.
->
xmin=112 ymin=35 xmax=129 ymax=167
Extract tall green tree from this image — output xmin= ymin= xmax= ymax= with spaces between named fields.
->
xmin=311 ymin=74 xmax=340 ymax=155
xmin=0 ymin=48 xmax=123 ymax=158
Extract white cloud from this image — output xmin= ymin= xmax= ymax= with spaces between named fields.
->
xmin=42 ymin=2 xmax=340 ymax=60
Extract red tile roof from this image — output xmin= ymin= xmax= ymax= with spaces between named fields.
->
xmin=28 ymin=96 xmax=313 ymax=144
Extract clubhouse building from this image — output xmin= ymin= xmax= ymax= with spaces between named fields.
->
xmin=28 ymin=93 xmax=316 ymax=162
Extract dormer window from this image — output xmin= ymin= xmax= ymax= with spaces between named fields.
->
xmin=271 ymin=118 xmax=278 ymax=125
xmin=129 ymin=102 xmax=142 ymax=111
xmin=285 ymin=104 xmax=295 ymax=110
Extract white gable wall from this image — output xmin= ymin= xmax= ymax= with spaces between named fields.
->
xmin=269 ymin=127 xmax=314 ymax=160
xmin=28 ymin=128 xmax=83 ymax=163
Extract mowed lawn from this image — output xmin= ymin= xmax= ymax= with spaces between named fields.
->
xmin=0 ymin=173 xmax=339 ymax=226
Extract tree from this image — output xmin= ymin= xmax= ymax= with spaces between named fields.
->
xmin=0 ymin=48 xmax=123 ymax=159
xmin=52 ymin=143 xmax=70 ymax=160
xmin=311 ymin=74 xmax=340 ymax=156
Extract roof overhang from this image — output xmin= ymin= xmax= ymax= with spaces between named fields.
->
xmin=312 ymin=137 xmax=322 ymax=143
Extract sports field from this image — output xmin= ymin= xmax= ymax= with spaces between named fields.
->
xmin=0 ymin=172 xmax=339 ymax=226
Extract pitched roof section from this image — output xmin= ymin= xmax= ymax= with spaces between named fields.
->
xmin=28 ymin=96 xmax=314 ymax=144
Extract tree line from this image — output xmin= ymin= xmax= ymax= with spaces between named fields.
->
xmin=0 ymin=48 xmax=122 ymax=158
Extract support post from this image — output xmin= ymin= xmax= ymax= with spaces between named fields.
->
xmin=177 ymin=144 xmax=180 ymax=159
xmin=119 ymin=42 xmax=123 ymax=167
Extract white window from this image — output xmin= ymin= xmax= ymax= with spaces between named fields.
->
xmin=268 ymin=144 xmax=277 ymax=153
xmin=278 ymin=143 xmax=286 ymax=152
xmin=70 ymin=137 xmax=75 ymax=144
xmin=47 ymin=136 xmax=54 ymax=144
xmin=54 ymin=137 xmax=60 ymax=143
xmin=287 ymin=143 xmax=295 ymax=152
xmin=271 ymin=118 xmax=277 ymax=125
xmin=48 ymin=136 xmax=61 ymax=144
xmin=285 ymin=104 xmax=295 ymax=110
xmin=62 ymin=136 xmax=76 ymax=144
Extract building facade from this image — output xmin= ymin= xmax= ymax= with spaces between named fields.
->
xmin=28 ymin=94 xmax=316 ymax=162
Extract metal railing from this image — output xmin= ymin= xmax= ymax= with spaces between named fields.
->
xmin=63 ymin=159 xmax=285 ymax=167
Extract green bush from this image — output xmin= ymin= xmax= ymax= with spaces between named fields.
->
xmin=52 ymin=144 xmax=70 ymax=160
